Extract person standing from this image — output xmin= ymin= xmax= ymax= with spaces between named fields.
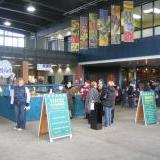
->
xmin=85 ymin=81 xmax=99 ymax=121
xmin=100 ymin=80 xmax=115 ymax=127
xmin=10 ymin=78 xmax=30 ymax=131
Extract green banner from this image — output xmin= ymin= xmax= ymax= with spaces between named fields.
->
xmin=111 ymin=5 xmax=121 ymax=44
xmin=142 ymin=91 xmax=158 ymax=126
xmin=123 ymin=1 xmax=134 ymax=42
xmin=71 ymin=20 xmax=79 ymax=52
xmin=89 ymin=13 xmax=98 ymax=48
xmin=45 ymin=94 xmax=72 ymax=140
xmin=98 ymin=9 xmax=109 ymax=47
xmin=80 ymin=17 xmax=88 ymax=49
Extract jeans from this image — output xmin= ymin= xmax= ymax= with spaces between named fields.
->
xmin=14 ymin=104 xmax=26 ymax=129
xmin=104 ymin=107 xmax=112 ymax=127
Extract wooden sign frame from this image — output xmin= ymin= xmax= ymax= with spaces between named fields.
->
xmin=38 ymin=94 xmax=72 ymax=142
xmin=135 ymin=92 xmax=158 ymax=126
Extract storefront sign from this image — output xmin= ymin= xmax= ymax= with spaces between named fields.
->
xmin=98 ymin=9 xmax=109 ymax=47
xmin=39 ymin=94 xmax=72 ymax=142
xmin=111 ymin=5 xmax=121 ymax=44
xmin=89 ymin=13 xmax=98 ymax=48
xmin=37 ymin=64 xmax=52 ymax=71
xmin=123 ymin=1 xmax=134 ymax=42
xmin=0 ymin=60 xmax=12 ymax=78
xmin=80 ymin=17 xmax=88 ymax=49
xmin=135 ymin=91 xmax=158 ymax=126
xmin=71 ymin=20 xmax=80 ymax=52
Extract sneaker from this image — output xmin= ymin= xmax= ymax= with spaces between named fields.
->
xmin=17 ymin=128 xmax=24 ymax=131
xmin=13 ymin=127 xmax=19 ymax=130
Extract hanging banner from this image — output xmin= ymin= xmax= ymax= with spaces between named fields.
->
xmin=80 ymin=17 xmax=88 ymax=49
xmin=0 ymin=60 xmax=13 ymax=78
xmin=111 ymin=5 xmax=121 ymax=44
xmin=98 ymin=9 xmax=109 ymax=47
xmin=123 ymin=1 xmax=134 ymax=42
xmin=71 ymin=20 xmax=79 ymax=52
xmin=89 ymin=13 xmax=98 ymax=48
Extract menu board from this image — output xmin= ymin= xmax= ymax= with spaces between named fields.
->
xmin=39 ymin=94 xmax=72 ymax=142
xmin=142 ymin=92 xmax=158 ymax=126
xmin=135 ymin=91 xmax=158 ymax=126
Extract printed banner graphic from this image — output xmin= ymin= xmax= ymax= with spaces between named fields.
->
xmin=89 ymin=13 xmax=98 ymax=48
xmin=71 ymin=20 xmax=79 ymax=52
xmin=111 ymin=5 xmax=121 ymax=44
xmin=80 ymin=17 xmax=88 ymax=49
xmin=123 ymin=1 xmax=134 ymax=42
xmin=98 ymin=9 xmax=109 ymax=47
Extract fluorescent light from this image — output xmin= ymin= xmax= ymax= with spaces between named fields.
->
xmin=143 ymin=8 xmax=153 ymax=14
xmin=4 ymin=21 xmax=11 ymax=26
xmin=27 ymin=5 xmax=36 ymax=12
xmin=133 ymin=14 xmax=141 ymax=19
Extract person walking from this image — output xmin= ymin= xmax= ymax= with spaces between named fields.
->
xmin=100 ymin=80 xmax=115 ymax=127
xmin=10 ymin=78 xmax=30 ymax=131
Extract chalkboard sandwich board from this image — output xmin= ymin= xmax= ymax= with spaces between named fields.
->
xmin=38 ymin=94 xmax=72 ymax=142
xmin=135 ymin=91 xmax=158 ymax=126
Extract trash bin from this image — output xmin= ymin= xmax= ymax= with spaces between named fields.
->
xmin=90 ymin=102 xmax=103 ymax=130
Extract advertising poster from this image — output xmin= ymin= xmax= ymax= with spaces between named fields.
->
xmin=71 ymin=20 xmax=79 ymax=52
xmin=123 ymin=1 xmax=134 ymax=42
xmin=80 ymin=17 xmax=88 ymax=49
xmin=98 ymin=9 xmax=109 ymax=47
xmin=111 ymin=5 xmax=121 ymax=44
xmin=89 ymin=13 xmax=98 ymax=48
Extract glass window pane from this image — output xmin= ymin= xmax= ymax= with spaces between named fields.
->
xmin=0 ymin=36 xmax=4 ymax=45
xmin=133 ymin=6 xmax=141 ymax=31
xmin=154 ymin=0 xmax=160 ymax=26
xmin=12 ymin=38 xmax=18 ymax=47
xmin=142 ymin=2 xmax=153 ymax=28
xmin=142 ymin=28 xmax=153 ymax=37
xmin=5 ymin=31 xmax=12 ymax=36
xmin=155 ymin=26 xmax=160 ymax=35
xmin=134 ymin=31 xmax=141 ymax=39
xmin=0 ymin=30 xmax=3 ymax=35
xmin=18 ymin=38 xmax=24 ymax=47
xmin=5 ymin=37 xmax=12 ymax=46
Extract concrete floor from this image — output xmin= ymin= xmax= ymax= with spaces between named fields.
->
xmin=0 ymin=108 xmax=160 ymax=160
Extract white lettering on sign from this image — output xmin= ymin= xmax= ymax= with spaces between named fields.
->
xmin=0 ymin=60 xmax=13 ymax=78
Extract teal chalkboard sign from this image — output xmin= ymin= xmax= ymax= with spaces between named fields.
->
xmin=142 ymin=91 xmax=158 ymax=126
xmin=39 ymin=94 xmax=72 ymax=142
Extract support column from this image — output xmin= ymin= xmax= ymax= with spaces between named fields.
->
xmin=22 ymin=61 xmax=29 ymax=83
xmin=75 ymin=65 xmax=84 ymax=83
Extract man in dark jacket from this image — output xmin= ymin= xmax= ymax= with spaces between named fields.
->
xmin=100 ymin=80 xmax=115 ymax=127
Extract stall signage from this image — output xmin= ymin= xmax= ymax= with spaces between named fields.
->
xmin=0 ymin=60 xmax=12 ymax=78
xmin=39 ymin=94 xmax=72 ymax=142
xmin=37 ymin=64 xmax=52 ymax=71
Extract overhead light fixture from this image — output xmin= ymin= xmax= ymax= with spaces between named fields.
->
xmin=133 ymin=14 xmax=141 ymax=19
xmin=57 ymin=34 xmax=63 ymax=39
xmin=4 ymin=21 xmax=11 ymax=26
xmin=27 ymin=5 xmax=36 ymax=13
xmin=66 ymin=31 xmax=71 ymax=36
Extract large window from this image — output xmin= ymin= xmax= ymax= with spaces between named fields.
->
xmin=0 ymin=29 xmax=25 ymax=47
